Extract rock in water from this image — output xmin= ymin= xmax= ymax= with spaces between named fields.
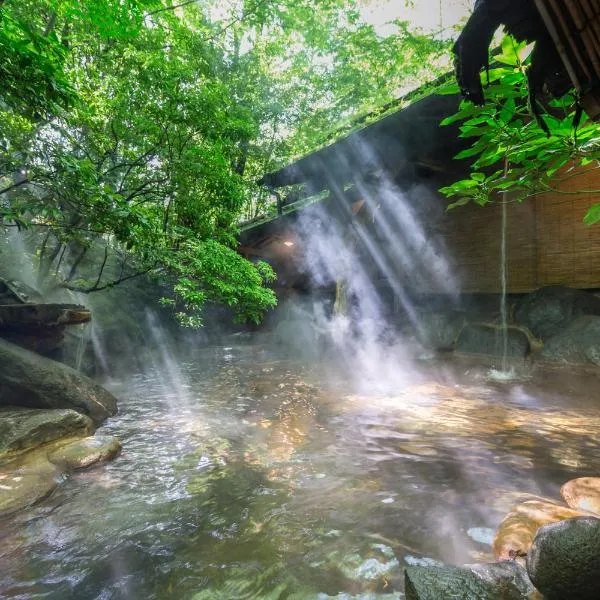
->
xmin=526 ymin=517 xmax=600 ymax=600
xmin=405 ymin=561 xmax=534 ymax=600
xmin=48 ymin=435 xmax=121 ymax=469
xmin=0 ymin=407 xmax=94 ymax=457
xmin=514 ymin=286 xmax=600 ymax=341
xmin=493 ymin=500 xmax=588 ymax=560
xmin=0 ymin=454 xmax=61 ymax=517
xmin=540 ymin=315 xmax=600 ymax=366
xmin=0 ymin=338 xmax=117 ymax=424
xmin=561 ymin=477 xmax=600 ymax=514
xmin=416 ymin=311 xmax=466 ymax=351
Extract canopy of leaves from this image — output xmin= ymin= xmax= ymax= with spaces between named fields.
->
xmin=0 ymin=0 xmax=450 ymax=325
xmin=438 ymin=36 xmax=600 ymax=224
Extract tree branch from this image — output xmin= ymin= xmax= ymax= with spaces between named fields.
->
xmin=61 ymin=265 xmax=157 ymax=293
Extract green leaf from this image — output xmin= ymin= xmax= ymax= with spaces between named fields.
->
xmin=584 ymin=203 xmax=600 ymax=225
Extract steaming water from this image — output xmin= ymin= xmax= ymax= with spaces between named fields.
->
xmin=2 ymin=344 xmax=600 ymax=599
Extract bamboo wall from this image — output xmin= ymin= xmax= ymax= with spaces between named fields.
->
xmin=435 ymin=166 xmax=600 ymax=294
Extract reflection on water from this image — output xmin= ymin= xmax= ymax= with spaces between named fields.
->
xmin=1 ymin=345 xmax=600 ymax=599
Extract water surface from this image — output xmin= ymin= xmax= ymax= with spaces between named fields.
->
xmin=2 ymin=344 xmax=600 ymax=599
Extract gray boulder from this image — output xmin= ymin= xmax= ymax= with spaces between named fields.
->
xmin=0 ymin=338 xmax=117 ymax=424
xmin=540 ymin=315 xmax=600 ymax=366
xmin=416 ymin=311 xmax=466 ymax=350
xmin=0 ymin=407 xmax=94 ymax=457
xmin=526 ymin=517 xmax=600 ymax=600
xmin=455 ymin=323 xmax=530 ymax=358
xmin=405 ymin=561 xmax=534 ymax=600
xmin=514 ymin=286 xmax=600 ymax=341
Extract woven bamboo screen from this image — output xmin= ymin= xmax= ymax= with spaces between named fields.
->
xmin=415 ymin=165 xmax=600 ymax=294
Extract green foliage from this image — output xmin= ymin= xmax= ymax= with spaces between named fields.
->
xmin=0 ymin=0 xmax=450 ymax=325
xmin=438 ymin=36 xmax=600 ymax=224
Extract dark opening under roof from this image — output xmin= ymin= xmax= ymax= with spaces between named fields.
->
xmin=259 ymin=92 xmax=468 ymax=193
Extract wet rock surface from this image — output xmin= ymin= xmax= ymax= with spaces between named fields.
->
xmin=455 ymin=323 xmax=530 ymax=358
xmin=561 ymin=477 xmax=600 ymax=514
xmin=48 ymin=435 xmax=122 ymax=470
xmin=416 ymin=311 xmax=466 ymax=351
xmin=0 ymin=407 xmax=94 ymax=457
xmin=493 ymin=500 xmax=588 ymax=560
xmin=0 ymin=338 xmax=117 ymax=424
xmin=514 ymin=286 xmax=600 ymax=341
xmin=540 ymin=315 xmax=600 ymax=366
xmin=0 ymin=453 xmax=61 ymax=518
xmin=405 ymin=561 xmax=533 ymax=600
xmin=526 ymin=517 xmax=600 ymax=600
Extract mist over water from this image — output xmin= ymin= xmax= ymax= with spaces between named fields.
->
xmin=3 ymin=167 xmax=600 ymax=599
xmin=292 ymin=164 xmax=458 ymax=391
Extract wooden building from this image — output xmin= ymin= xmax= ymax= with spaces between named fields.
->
xmin=241 ymin=90 xmax=600 ymax=298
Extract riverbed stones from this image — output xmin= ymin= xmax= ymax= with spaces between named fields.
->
xmin=539 ymin=315 xmax=600 ymax=366
xmin=404 ymin=561 xmax=534 ymax=600
xmin=526 ymin=517 xmax=600 ymax=600
xmin=492 ymin=500 xmax=587 ymax=560
xmin=0 ymin=453 xmax=61 ymax=517
xmin=0 ymin=407 xmax=94 ymax=457
xmin=514 ymin=286 xmax=600 ymax=341
xmin=0 ymin=338 xmax=117 ymax=424
xmin=455 ymin=323 xmax=530 ymax=358
xmin=48 ymin=435 xmax=121 ymax=470
xmin=561 ymin=477 xmax=600 ymax=514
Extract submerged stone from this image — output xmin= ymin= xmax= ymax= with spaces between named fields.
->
xmin=527 ymin=517 xmax=600 ymax=600
xmin=561 ymin=477 xmax=600 ymax=514
xmin=404 ymin=561 xmax=534 ymax=600
xmin=493 ymin=500 xmax=587 ymax=560
xmin=0 ymin=453 xmax=60 ymax=517
xmin=0 ymin=338 xmax=117 ymax=424
xmin=0 ymin=406 xmax=94 ymax=457
xmin=48 ymin=435 xmax=122 ymax=470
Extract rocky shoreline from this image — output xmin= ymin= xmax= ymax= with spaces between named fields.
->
xmin=406 ymin=477 xmax=600 ymax=599
xmin=0 ymin=336 xmax=120 ymax=517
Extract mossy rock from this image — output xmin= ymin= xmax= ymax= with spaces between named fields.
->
xmin=0 ymin=453 xmax=60 ymax=517
xmin=48 ymin=435 xmax=121 ymax=470
xmin=0 ymin=406 xmax=94 ymax=457
xmin=405 ymin=561 xmax=534 ymax=600
xmin=0 ymin=338 xmax=117 ymax=424
xmin=527 ymin=517 xmax=600 ymax=600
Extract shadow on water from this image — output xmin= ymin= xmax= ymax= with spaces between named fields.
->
xmin=2 ymin=343 xmax=600 ymax=599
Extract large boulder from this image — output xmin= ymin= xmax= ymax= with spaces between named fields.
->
xmin=416 ymin=311 xmax=466 ymax=350
xmin=455 ymin=323 xmax=530 ymax=358
xmin=561 ymin=477 xmax=600 ymax=514
xmin=514 ymin=286 xmax=600 ymax=341
xmin=526 ymin=517 xmax=600 ymax=600
xmin=0 ymin=407 xmax=94 ymax=457
xmin=48 ymin=435 xmax=121 ymax=470
xmin=493 ymin=500 xmax=587 ymax=560
xmin=0 ymin=338 xmax=117 ymax=424
xmin=404 ymin=561 xmax=534 ymax=600
xmin=539 ymin=315 xmax=600 ymax=366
